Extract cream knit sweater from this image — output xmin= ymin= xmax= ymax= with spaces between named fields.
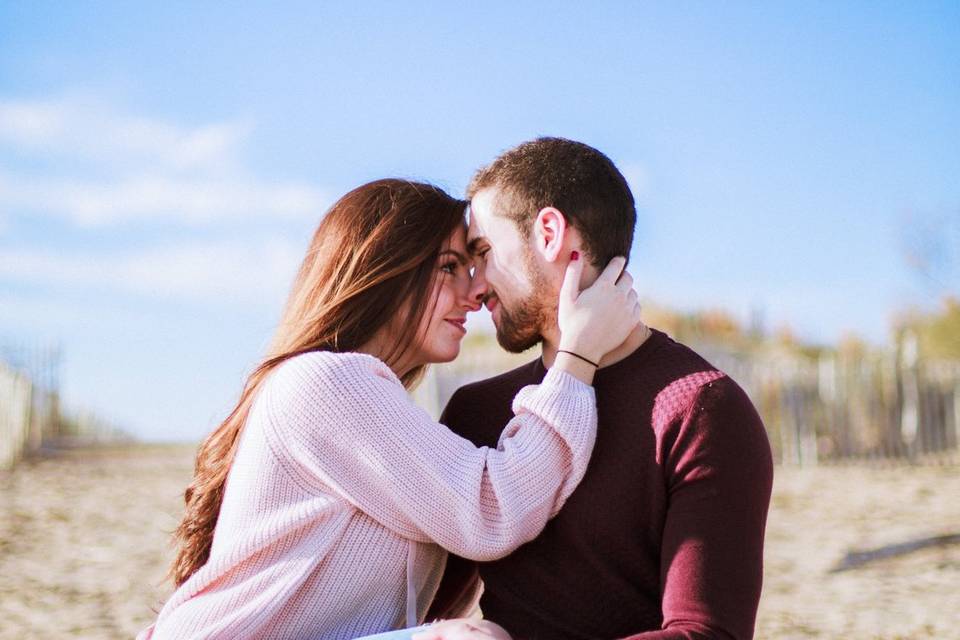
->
xmin=138 ymin=351 xmax=597 ymax=640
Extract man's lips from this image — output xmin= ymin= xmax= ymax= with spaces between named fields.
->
xmin=485 ymin=296 xmax=499 ymax=313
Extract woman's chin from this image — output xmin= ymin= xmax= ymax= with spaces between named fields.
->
xmin=427 ymin=344 xmax=462 ymax=364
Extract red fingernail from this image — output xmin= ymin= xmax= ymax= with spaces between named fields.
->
xmin=571 ymin=251 xmax=579 ymax=261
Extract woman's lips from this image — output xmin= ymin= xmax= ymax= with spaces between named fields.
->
xmin=445 ymin=318 xmax=466 ymax=334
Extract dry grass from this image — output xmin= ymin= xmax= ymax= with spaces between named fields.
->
xmin=0 ymin=446 xmax=957 ymax=639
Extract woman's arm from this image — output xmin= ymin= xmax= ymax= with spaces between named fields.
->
xmin=260 ymin=351 xmax=596 ymax=561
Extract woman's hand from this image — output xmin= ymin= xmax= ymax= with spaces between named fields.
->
xmin=412 ymin=618 xmax=512 ymax=640
xmin=557 ymin=253 xmax=641 ymax=366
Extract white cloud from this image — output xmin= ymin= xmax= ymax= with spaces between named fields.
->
xmin=0 ymin=95 xmax=332 ymax=226
xmin=0 ymin=96 xmax=250 ymax=172
xmin=0 ymin=171 xmax=330 ymax=227
xmin=0 ymin=238 xmax=306 ymax=305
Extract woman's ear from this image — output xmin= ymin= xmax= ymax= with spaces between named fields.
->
xmin=533 ymin=207 xmax=568 ymax=263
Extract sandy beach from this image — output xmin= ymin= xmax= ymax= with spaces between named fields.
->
xmin=0 ymin=445 xmax=957 ymax=639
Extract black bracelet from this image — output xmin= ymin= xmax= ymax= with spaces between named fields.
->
xmin=557 ymin=349 xmax=599 ymax=368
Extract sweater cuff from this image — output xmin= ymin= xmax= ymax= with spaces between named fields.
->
xmin=540 ymin=366 xmax=595 ymax=399
xmin=511 ymin=367 xmax=596 ymax=427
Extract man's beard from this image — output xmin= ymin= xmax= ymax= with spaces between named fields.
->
xmin=493 ymin=262 xmax=554 ymax=354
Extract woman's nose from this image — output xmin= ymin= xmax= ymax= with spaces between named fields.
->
xmin=463 ymin=266 xmax=487 ymax=311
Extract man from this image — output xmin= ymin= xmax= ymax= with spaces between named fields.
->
xmin=424 ymin=138 xmax=774 ymax=639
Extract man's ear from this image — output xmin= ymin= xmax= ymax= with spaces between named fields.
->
xmin=533 ymin=207 xmax=569 ymax=263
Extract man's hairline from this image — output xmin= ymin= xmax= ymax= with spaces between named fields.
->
xmin=465 ymin=185 xmax=514 ymax=257
xmin=469 ymin=182 xmax=557 ymax=242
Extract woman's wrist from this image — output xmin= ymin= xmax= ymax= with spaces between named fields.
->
xmin=552 ymin=351 xmax=597 ymax=385
xmin=556 ymin=349 xmax=599 ymax=368
xmin=557 ymin=337 xmax=603 ymax=366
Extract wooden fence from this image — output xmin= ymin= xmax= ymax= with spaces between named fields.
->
xmin=417 ymin=340 xmax=960 ymax=466
xmin=0 ymin=360 xmax=59 ymax=471
xmin=705 ymin=349 xmax=960 ymax=465
xmin=0 ymin=344 xmax=128 ymax=471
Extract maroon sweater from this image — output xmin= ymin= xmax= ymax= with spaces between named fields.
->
xmin=428 ymin=329 xmax=773 ymax=639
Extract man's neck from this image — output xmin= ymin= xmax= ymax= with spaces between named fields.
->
xmin=541 ymin=322 xmax=652 ymax=370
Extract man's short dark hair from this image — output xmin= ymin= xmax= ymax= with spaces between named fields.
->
xmin=467 ymin=137 xmax=636 ymax=267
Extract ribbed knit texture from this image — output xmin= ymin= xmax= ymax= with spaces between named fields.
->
xmin=138 ymin=351 xmax=597 ymax=640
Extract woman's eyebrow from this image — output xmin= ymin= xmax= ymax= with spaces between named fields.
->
xmin=438 ymin=249 xmax=469 ymax=264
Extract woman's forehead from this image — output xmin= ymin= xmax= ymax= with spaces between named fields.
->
xmin=445 ymin=222 xmax=468 ymax=250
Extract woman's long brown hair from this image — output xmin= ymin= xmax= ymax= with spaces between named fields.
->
xmin=168 ymin=179 xmax=466 ymax=587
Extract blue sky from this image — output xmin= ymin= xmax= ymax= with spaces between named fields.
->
xmin=1 ymin=2 xmax=958 ymax=441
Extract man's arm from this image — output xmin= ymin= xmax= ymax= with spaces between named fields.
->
xmin=624 ymin=377 xmax=774 ymax=640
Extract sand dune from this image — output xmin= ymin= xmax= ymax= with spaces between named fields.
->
xmin=0 ymin=445 xmax=957 ymax=639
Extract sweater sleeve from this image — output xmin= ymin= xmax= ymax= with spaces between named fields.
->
xmin=425 ymin=386 xmax=492 ymax=622
xmin=623 ymin=377 xmax=774 ymax=640
xmin=258 ymin=352 xmax=597 ymax=562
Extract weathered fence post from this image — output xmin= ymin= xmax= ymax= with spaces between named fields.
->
xmin=0 ymin=364 xmax=34 ymax=471
xmin=898 ymin=331 xmax=920 ymax=459
xmin=954 ymin=376 xmax=960 ymax=458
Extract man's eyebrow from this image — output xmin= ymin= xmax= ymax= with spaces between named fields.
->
xmin=438 ymin=249 xmax=469 ymax=265
xmin=466 ymin=237 xmax=487 ymax=255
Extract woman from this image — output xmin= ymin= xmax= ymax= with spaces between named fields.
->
xmin=139 ymin=179 xmax=640 ymax=639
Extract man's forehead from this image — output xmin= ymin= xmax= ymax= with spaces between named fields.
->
xmin=466 ymin=188 xmax=497 ymax=234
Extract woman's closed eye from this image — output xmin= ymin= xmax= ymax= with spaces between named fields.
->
xmin=440 ymin=260 xmax=460 ymax=275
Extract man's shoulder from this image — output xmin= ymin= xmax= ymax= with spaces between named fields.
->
xmin=641 ymin=328 xmax=715 ymax=371
xmin=653 ymin=338 xmax=754 ymax=411
xmin=604 ymin=328 xmax=721 ymax=392
xmin=648 ymin=338 xmax=769 ymax=456
xmin=630 ymin=330 xmax=757 ymax=423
